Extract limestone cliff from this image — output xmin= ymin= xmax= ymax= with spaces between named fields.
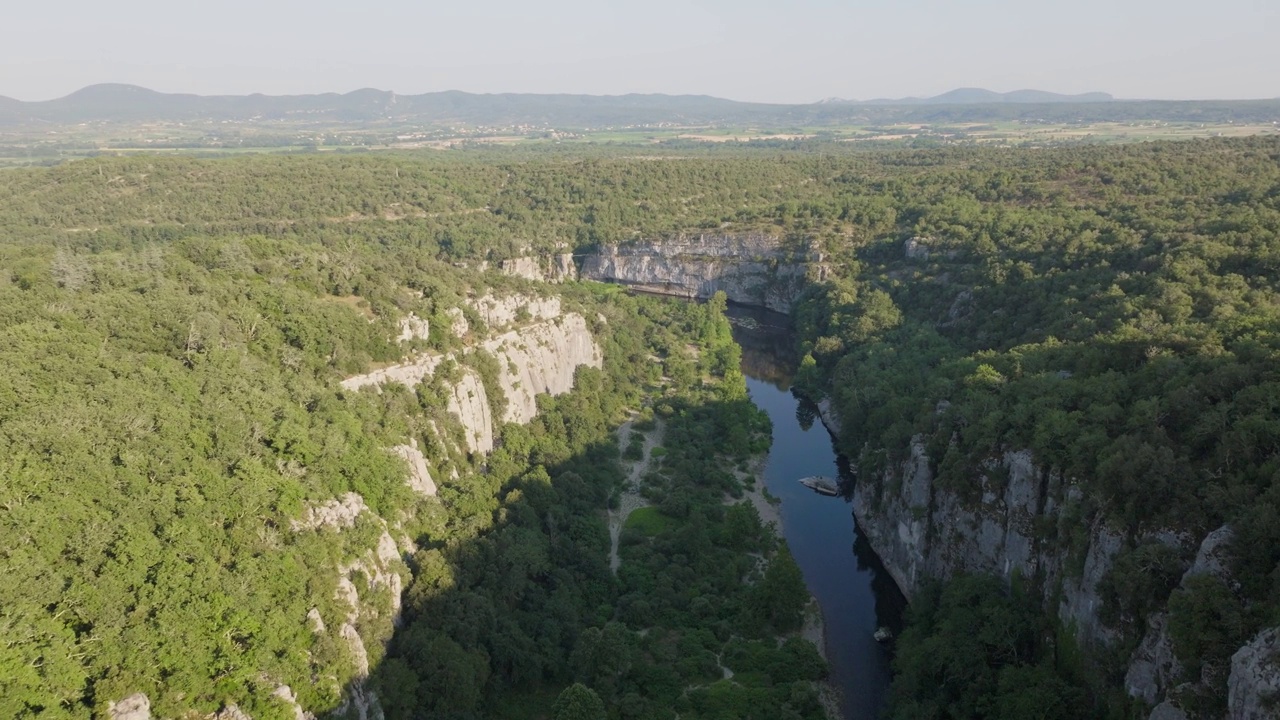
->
xmin=842 ymin=416 xmax=1265 ymax=718
xmin=320 ymin=296 xmax=599 ymax=718
xmin=581 ymin=233 xmax=827 ymax=313
xmin=498 ymin=254 xmax=577 ymax=283
xmin=848 ymin=437 xmax=1122 ymax=649
xmin=342 ymin=296 xmax=602 ymax=454
xmin=470 ymin=294 xmax=563 ymax=329
xmin=114 ymin=294 xmax=605 ymax=720
xmin=1228 ymin=628 xmax=1280 ymax=720
xmin=1126 ymin=526 xmax=1234 ymax=706
xmin=483 ymin=313 xmax=603 ymax=426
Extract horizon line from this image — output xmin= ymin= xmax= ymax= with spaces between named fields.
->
xmin=4 ymin=82 xmax=1280 ymax=106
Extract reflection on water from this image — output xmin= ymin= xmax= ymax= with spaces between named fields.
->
xmin=727 ymin=304 xmax=906 ymax=720
xmin=728 ymin=309 xmax=797 ymax=389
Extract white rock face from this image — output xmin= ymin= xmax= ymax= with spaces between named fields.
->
xmin=340 ymin=353 xmax=443 ymax=392
xmin=1228 ymin=628 xmax=1280 ymax=719
xmin=318 ymin=292 xmax=601 ymax=720
xmin=272 ymin=686 xmax=315 ymax=720
xmin=850 ymin=436 xmax=1264 ymax=716
xmin=447 ymin=369 xmax=495 ymax=454
xmin=581 ymin=233 xmax=826 ymax=314
xmin=391 ymin=441 xmax=437 ymax=497
xmin=1187 ymin=525 xmax=1234 ymax=579
xmin=343 ymin=298 xmax=601 ymax=455
xmin=340 ymin=623 xmax=370 ymax=677
xmin=469 ymin=294 xmax=562 ymax=330
xmin=853 ymin=441 xmax=1051 ymax=595
xmin=306 ymin=607 xmax=326 ymax=634
xmin=396 ymin=313 xmax=430 ymax=343
xmin=447 ymin=307 xmax=470 ymax=337
xmin=326 ymin=528 xmax=406 ymax=713
xmin=1058 ymin=521 xmax=1124 ymax=648
xmin=498 ymin=254 xmax=577 ymax=283
xmin=484 ymin=313 xmax=604 ymax=426
xmin=904 ymin=236 xmax=931 ymax=260
xmin=291 ymin=493 xmax=368 ymax=531
xmin=551 ymin=254 xmax=577 ymax=282
xmin=108 ymin=693 xmax=151 ymax=720
xmin=851 ymin=436 xmax=1121 ymax=648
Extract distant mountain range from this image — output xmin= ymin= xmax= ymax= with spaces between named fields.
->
xmin=820 ymin=88 xmax=1115 ymax=105
xmin=0 ymin=84 xmax=1275 ymax=128
xmin=0 ymin=84 xmax=776 ymax=126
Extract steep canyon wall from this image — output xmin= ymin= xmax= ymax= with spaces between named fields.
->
xmin=581 ymin=233 xmax=828 ymax=313
xmin=110 ymin=292 xmax=602 ymax=720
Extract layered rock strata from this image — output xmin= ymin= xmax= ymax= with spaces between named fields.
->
xmin=111 ymin=294 xmax=603 ymax=719
xmin=837 ymin=401 xmax=1267 ymax=718
xmin=581 ymin=233 xmax=827 ymax=313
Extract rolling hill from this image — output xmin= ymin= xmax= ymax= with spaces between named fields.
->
xmin=0 ymin=84 xmax=1276 ymax=129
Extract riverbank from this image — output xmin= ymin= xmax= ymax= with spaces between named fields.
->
xmin=733 ymin=450 xmax=841 ymax=720
xmin=740 ymin=368 xmax=904 ymax=720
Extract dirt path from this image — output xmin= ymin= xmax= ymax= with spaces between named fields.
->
xmin=608 ymin=419 xmax=664 ymax=574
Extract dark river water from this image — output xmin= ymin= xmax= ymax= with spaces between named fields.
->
xmin=728 ymin=306 xmax=907 ymax=720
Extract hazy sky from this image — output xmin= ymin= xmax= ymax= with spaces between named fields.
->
xmin=3 ymin=0 xmax=1277 ymax=103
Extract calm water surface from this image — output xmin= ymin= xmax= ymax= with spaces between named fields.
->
xmin=729 ymin=307 xmax=906 ymax=720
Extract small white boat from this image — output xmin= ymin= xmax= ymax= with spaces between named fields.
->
xmin=874 ymin=626 xmax=893 ymax=643
xmin=798 ymin=476 xmax=839 ymax=496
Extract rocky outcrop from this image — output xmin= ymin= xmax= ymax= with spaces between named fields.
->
xmin=292 ymin=494 xmax=406 ymax=720
xmin=1127 ymin=613 xmax=1182 ymax=706
xmin=447 ymin=369 xmax=495 ymax=454
xmin=469 ymin=294 xmax=562 ymax=329
xmin=213 ymin=705 xmax=253 ymax=720
xmin=1148 ymin=703 xmax=1189 ymax=720
xmin=483 ymin=313 xmax=603 ymax=426
xmin=396 ymin=313 xmax=430 ymax=343
xmin=853 ymin=442 xmax=1052 ymax=596
xmin=1228 ymin=628 xmax=1280 ymax=719
xmin=1058 ymin=519 xmax=1124 ymax=648
xmin=108 ymin=691 xmax=314 ymax=720
xmin=344 ymin=298 xmax=602 ymax=454
xmin=850 ymin=436 xmax=1124 ymax=648
xmin=392 ymin=441 xmax=437 ymax=497
xmin=1125 ymin=526 xmax=1234 ymax=705
xmin=271 ymin=686 xmax=314 ymax=720
xmin=285 ymin=293 xmax=598 ymax=720
xmin=847 ymin=429 xmax=1269 ymax=717
xmin=904 ymin=236 xmax=931 ymax=261
xmin=499 ymin=254 xmax=577 ymax=283
xmin=581 ymin=233 xmax=827 ymax=313
xmin=291 ymin=492 xmax=369 ymax=531
xmin=816 ymin=398 xmax=842 ymax=436
xmin=339 ymin=353 xmax=443 ymax=392
xmin=107 ymin=292 xmax=598 ymax=720
xmin=108 ymin=693 xmax=151 ymax=720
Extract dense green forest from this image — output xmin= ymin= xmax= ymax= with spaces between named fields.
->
xmin=0 ymin=176 xmax=819 ymax=720
xmin=787 ymin=138 xmax=1280 ymax=717
xmin=3 ymin=136 xmax=1279 ymax=719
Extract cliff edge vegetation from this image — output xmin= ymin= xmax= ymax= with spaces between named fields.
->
xmin=789 ymin=138 xmax=1280 ymax=718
